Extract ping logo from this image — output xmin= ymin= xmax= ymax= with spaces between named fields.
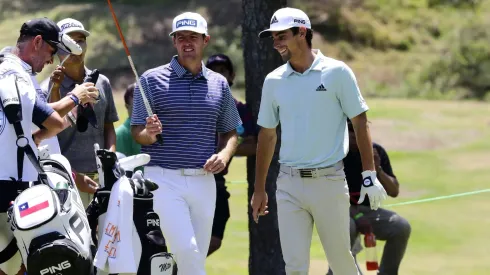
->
xmin=176 ymin=19 xmax=197 ymax=28
xmin=293 ymin=18 xmax=306 ymax=24
xmin=147 ymin=218 xmax=160 ymax=227
xmin=40 ymin=260 xmax=71 ymax=275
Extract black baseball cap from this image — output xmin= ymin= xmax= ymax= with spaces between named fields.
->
xmin=206 ymin=54 xmax=234 ymax=74
xmin=20 ymin=18 xmax=69 ymax=53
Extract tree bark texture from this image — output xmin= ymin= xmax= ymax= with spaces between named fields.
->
xmin=242 ymin=0 xmax=287 ymax=274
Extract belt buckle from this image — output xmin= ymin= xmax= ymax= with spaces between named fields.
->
xmin=299 ymin=169 xmax=313 ymax=178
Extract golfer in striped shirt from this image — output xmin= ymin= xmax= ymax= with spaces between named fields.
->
xmin=131 ymin=12 xmax=242 ymax=275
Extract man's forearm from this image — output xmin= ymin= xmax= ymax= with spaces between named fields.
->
xmin=48 ymin=84 xmax=62 ymax=103
xmin=377 ymin=168 xmax=399 ymax=197
xmin=104 ymin=123 xmax=116 ymax=152
xmin=217 ymin=130 xmax=238 ymax=160
xmin=33 ymin=117 xmax=71 ymax=142
xmin=352 ymin=114 xmax=375 ymax=171
xmin=255 ymin=128 xmax=277 ymax=191
xmin=131 ymin=125 xmax=157 ymax=146
xmin=49 ymin=96 xmax=77 ymax=118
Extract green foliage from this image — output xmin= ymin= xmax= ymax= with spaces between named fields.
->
xmin=419 ymin=18 xmax=490 ymax=99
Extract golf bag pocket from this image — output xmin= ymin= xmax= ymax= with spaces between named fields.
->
xmin=133 ymin=207 xmax=176 ymax=275
xmin=9 ymin=184 xmax=92 ymax=275
xmin=27 ymin=232 xmax=92 ymax=275
xmin=12 ymin=184 xmax=57 ymax=230
xmin=150 ymin=252 xmax=177 ymax=275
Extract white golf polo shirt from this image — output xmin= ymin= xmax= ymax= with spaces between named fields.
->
xmin=257 ymin=49 xmax=369 ymax=169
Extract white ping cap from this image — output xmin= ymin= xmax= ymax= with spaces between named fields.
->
xmin=258 ymin=7 xmax=311 ymax=38
xmin=169 ymin=12 xmax=208 ymax=37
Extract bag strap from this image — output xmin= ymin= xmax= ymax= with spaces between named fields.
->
xmin=9 ymin=76 xmax=49 ymax=185
xmin=0 ymin=238 xmax=17 ymax=264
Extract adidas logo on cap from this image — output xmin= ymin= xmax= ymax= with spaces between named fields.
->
xmin=270 ymin=16 xmax=279 ymax=24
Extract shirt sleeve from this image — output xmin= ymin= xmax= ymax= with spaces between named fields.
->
xmin=257 ymin=77 xmax=279 ymax=128
xmin=337 ymin=63 xmax=369 ymax=119
xmin=216 ymin=82 xmax=242 ymax=133
xmin=131 ymin=75 xmax=153 ymax=126
xmin=375 ymin=144 xmax=396 ymax=178
xmin=101 ymin=75 xmax=119 ymax=123
xmin=32 ymin=95 xmax=55 ymax=129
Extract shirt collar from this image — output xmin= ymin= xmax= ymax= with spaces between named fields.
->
xmin=4 ymin=53 xmax=35 ymax=75
xmin=60 ymin=66 xmax=91 ymax=89
xmin=283 ymin=49 xmax=325 ymax=77
xmin=170 ymin=55 xmax=208 ymax=79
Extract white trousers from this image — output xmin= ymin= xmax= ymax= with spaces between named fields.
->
xmin=276 ymin=167 xmax=359 ymax=275
xmin=145 ymin=166 xmax=216 ymax=275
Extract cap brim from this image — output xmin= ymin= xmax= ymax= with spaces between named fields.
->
xmin=63 ymin=28 xmax=90 ymax=37
xmin=56 ymin=42 xmax=71 ymax=54
xmin=44 ymin=39 xmax=70 ymax=54
xmin=258 ymin=27 xmax=289 ymax=38
xmin=168 ymin=27 xmax=207 ymax=37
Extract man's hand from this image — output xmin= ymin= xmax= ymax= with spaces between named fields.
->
xmin=70 ymin=83 xmax=99 ymax=105
xmin=145 ymin=114 xmax=162 ymax=138
xmin=358 ymin=170 xmax=387 ymax=210
xmin=203 ymin=153 xmax=229 ymax=174
xmin=251 ymin=189 xmax=269 ymax=223
xmin=50 ymin=65 xmax=65 ymax=86
xmin=75 ymin=173 xmax=98 ymax=194
xmin=353 ymin=212 xmax=373 ymax=235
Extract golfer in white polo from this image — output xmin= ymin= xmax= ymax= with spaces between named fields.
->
xmin=251 ymin=7 xmax=387 ymax=275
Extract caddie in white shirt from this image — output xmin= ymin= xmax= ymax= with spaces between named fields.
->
xmin=251 ymin=7 xmax=387 ymax=275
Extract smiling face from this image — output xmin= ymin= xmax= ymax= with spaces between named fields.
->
xmin=271 ymin=29 xmax=300 ymax=62
xmin=172 ymin=30 xmax=209 ymax=61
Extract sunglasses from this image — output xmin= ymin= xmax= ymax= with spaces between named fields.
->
xmin=43 ymin=39 xmax=58 ymax=56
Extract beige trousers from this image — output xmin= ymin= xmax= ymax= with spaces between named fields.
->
xmin=276 ymin=166 xmax=359 ymax=275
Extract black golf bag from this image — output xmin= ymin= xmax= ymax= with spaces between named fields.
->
xmin=86 ymin=149 xmax=177 ymax=275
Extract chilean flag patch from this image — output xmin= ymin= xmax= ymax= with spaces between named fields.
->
xmin=18 ymin=201 xmax=50 ymax=218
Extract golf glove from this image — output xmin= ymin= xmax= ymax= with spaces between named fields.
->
xmin=358 ymin=170 xmax=387 ymax=210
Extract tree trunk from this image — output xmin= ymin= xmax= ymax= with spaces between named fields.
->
xmin=242 ymin=0 xmax=287 ymax=274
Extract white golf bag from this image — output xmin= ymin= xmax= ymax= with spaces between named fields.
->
xmin=87 ymin=146 xmax=177 ymax=275
xmin=7 ymin=148 xmax=93 ymax=275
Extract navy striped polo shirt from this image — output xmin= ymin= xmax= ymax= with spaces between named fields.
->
xmin=131 ymin=56 xmax=242 ymax=169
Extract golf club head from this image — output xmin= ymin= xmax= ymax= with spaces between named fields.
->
xmin=60 ymin=33 xmax=83 ymax=55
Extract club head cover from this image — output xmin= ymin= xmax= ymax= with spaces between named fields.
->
xmin=95 ymin=149 xmax=125 ymax=190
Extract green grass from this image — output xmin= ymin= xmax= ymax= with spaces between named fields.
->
xmin=112 ymin=94 xmax=490 ymax=274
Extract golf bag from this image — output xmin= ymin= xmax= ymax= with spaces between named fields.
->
xmin=7 ymin=151 xmax=93 ymax=275
xmin=87 ymin=148 xmax=177 ymax=275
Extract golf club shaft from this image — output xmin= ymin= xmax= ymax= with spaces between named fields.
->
xmin=107 ymin=0 xmax=163 ymax=144
xmin=46 ymin=55 xmax=70 ymax=101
